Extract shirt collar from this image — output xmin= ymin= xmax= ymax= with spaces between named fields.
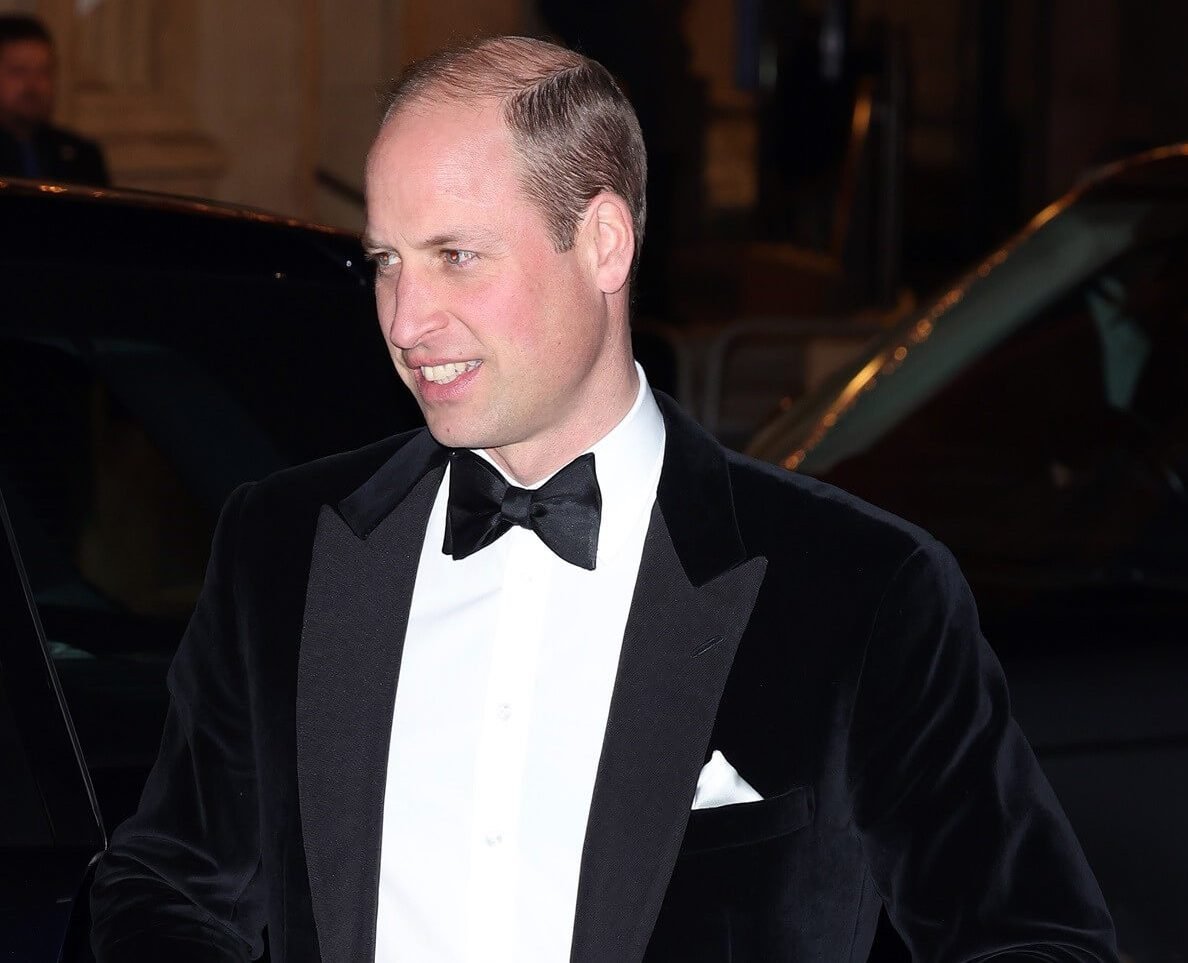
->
xmin=472 ymin=362 xmax=666 ymax=564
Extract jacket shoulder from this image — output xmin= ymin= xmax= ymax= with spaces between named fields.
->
xmin=724 ymin=448 xmax=941 ymax=570
xmin=229 ymin=429 xmax=423 ymax=541
xmin=251 ymin=429 xmax=421 ymax=504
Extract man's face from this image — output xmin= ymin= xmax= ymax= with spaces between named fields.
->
xmin=0 ymin=39 xmax=54 ymax=133
xmin=364 ymin=99 xmax=624 ymax=477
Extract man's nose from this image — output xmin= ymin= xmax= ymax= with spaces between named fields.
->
xmin=381 ymin=269 xmax=448 ymax=351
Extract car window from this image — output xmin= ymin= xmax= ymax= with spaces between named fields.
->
xmin=0 ymin=335 xmax=283 ymax=622
xmin=0 ymin=488 xmax=105 ymax=961
xmin=811 ymin=240 xmax=1188 ymax=640
xmin=0 ymin=490 xmax=103 ymax=850
xmin=1 ymin=198 xmax=426 ymax=832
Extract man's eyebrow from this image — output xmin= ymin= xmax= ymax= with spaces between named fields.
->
xmin=359 ymin=228 xmax=501 ymax=251
xmin=419 ymin=228 xmax=500 ymax=248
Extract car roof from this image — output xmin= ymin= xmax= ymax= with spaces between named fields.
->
xmin=747 ymin=143 xmax=1188 ymax=470
xmin=0 ymin=174 xmax=354 ymax=238
xmin=0 ymin=174 xmax=370 ymax=288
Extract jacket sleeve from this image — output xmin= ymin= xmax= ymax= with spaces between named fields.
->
xmin=846 ymin=538 xmax=1120 ymax=962
xmin=90 ymin=483 xmax=263 ymax=962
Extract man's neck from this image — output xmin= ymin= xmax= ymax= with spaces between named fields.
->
xmin=483 ymin=364 xmax=641 ymax=487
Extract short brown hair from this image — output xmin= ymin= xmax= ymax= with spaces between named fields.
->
xmin=0 ymin=14 xmax=54 ymax=51
xmin=381 ymin=36 xmax=647 ymax=270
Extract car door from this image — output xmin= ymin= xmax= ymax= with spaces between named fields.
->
xmin=0 ymin=486 xmax=105 ymax=962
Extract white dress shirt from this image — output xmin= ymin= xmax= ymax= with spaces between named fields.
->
xmin=375 ymin=365 xmax=666 ymax=962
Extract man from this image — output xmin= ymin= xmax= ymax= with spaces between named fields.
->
xmin=0 ymin=14 xmax=109 ymax=186
xmin=91 ymin=36 xmax=1117 ymax=962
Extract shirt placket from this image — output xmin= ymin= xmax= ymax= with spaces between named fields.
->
xmin=466 ymin=527 xmax=553 ymax=962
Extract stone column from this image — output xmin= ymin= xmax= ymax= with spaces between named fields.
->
xmin=38 ymin=0 xmax=227 ymax=196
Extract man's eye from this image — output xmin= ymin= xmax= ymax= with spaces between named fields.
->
xmin=365 ymin=251 xmax=399 ymax=269
xmin=442 ymin=249 xmax=476 ymax=266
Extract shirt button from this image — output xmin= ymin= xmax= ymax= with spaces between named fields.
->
xmin=496 ymin=703 xmax=512 ymax=721
xmin=485 ymin=831 xmax=503 ymax=847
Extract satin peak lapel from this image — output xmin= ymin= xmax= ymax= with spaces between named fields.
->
xmin=569 ymin=395 xmax=768 ymax=963
xmin=296 ymin=430 xmax=445 ymax=962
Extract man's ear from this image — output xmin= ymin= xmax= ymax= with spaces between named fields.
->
xmin=584 ymin=193 xmax=635 ymax=295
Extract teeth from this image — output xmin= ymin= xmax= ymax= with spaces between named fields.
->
xmin=421 ymin=360 xmax=480 ymax=384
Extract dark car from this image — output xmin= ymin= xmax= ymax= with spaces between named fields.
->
xmin=749 ymin=145 xmax=1188 ymax=961
xmin=0 ymin=176 xmax=430 ymax=959
xmin=1 ymin=177 xmax=434 ymax=818
xmin=0 ymin=176 xmax=698 ymax=960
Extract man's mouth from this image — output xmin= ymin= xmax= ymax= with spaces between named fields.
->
xmin=420 ymin=360 xmax=481 ymax=385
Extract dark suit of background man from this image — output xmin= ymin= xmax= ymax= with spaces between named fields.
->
xmin=0 ymin=14 xmax=109 ymax=187
xmin=90 ymin=36 xmax=1118 ymax=963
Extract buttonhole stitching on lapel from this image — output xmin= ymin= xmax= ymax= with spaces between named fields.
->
xmin=693 ymin=634 xmax=725 ymax=658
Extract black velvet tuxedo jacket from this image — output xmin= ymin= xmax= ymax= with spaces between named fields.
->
xmin=90 ymin=393 xmax=1117 ymax=962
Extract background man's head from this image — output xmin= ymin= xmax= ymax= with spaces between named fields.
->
xmin=381 ymin=35 xmax=647 ymax=274
xmin=0 ymin=15 xmax=55 ymax=137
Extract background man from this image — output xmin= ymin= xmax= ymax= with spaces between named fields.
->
xmin=91 ymin=36 xmax=1117 ymax=962
xmin=0 ymin=14 xmax=109 ymax=186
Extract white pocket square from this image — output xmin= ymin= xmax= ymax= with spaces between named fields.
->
xmin=692 ymin=750 xmax=763 ymax=810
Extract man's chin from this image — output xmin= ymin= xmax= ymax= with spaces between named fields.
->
xmin=422 ymin=419 xmax=493 ymax=453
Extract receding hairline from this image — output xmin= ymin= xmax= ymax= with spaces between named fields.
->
xmin=377 ymin=88 xmax=503 ymax=134
xmin=380 ymin=36 xmax=593 ymax=122
xmin=366 ymin=95 xmax=518 ymax=187
xmin=363 ymin=99 xmax=548 ymax=241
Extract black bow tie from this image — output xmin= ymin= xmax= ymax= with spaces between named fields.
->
xmin=442 ymin=451 xmax=602 ymax=570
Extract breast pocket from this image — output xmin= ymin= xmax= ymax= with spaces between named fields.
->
xmin=680 ymin=785 xmax=815 ymax=856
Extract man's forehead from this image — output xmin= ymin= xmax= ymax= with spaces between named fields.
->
xmin=0 ymin=38 xmax=54 ymax=64
xmin=363 ymin=108 xmax=544 ymax=249
xmin=373 ymin=96 xmax=506 ymax=159
xmin=365 ymin=99 xmax=527 ymax=206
